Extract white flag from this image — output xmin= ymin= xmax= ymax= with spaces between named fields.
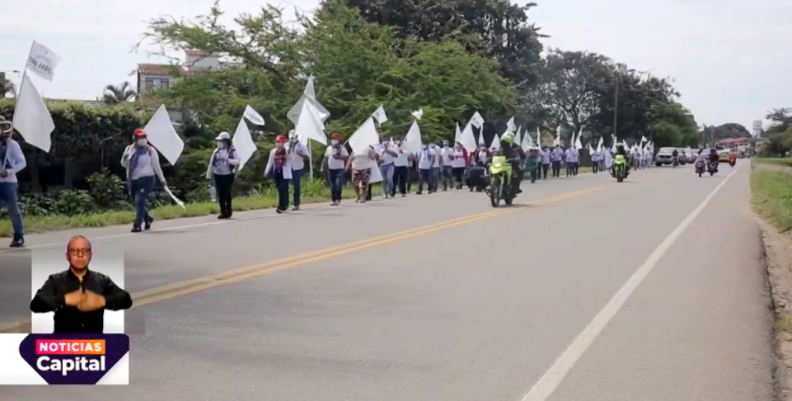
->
xmin=470 ymin=111 xmax=485 ymax=129
xmin=372 ymin=105 xmax=388 ymax=124
xmin=293 ymin=101 xmax=327 ymax=146
xmin=641 ymin=135 xmax=648 ymax=143
xmin=232 ymin=118 xmax=257 ymax=171
xmin=402 ymin=121 xmax=422 ymax=154
xmin=506 ymin=116 xmax=517 ymax=133
xmin=13 ymin=75 xmax=54 ymax=152
xmin=25 ymin=41 xmax=61 ymax=82
xmin=491 ymin=134 xmax=501 ymax=151
xmin=454 ymin=123 xmax=462 ymax=143
xmin=575 ymin=129 xmax=583 ymax=150
xmin=597 ymin=136 xmax=604 ymax=152
xmin=143 ymin=105 xmax=184 ymax=165
xmin=478 ymin=131 xmax=485 ymax=147
xmin=536 ymin=127 xmax=542 ymax=148
xmin=243 ymin=105 xmax=265 ymax=126
xmin=459 ymin=122 xmax=477 ymax=152
xmin=348 ymin=117 xmax=379 ymax=154
xmin=411 ymin=108 xmax=424 ymax=120
xmin=287 ymin=77 xmax=330 ymax=124
xmin=515 ymin=126 xmax=522 ymax=148
xmin=163 ymin=186 xmax=186 ymax=210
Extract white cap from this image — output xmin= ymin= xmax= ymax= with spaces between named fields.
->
xmin=215 ymin=132 xmax=231 ymax=141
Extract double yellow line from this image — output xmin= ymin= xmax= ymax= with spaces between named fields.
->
xmin=0 ymin=183 xmax=614 ymax=334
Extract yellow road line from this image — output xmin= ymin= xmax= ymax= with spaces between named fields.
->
xmin=0 ymin=181 xmax=626 ymax=333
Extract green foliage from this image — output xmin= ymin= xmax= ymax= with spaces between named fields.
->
xmin=86 ymin=169 xmax=128 ymax=209
xmin=751 ymin=168 xmax=792 ymax=232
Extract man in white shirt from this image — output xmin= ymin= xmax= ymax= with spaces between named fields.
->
xmin=417 ymin=144 xmax=435 ymax=195
xmin=564 ymin=146 xmax=579 ymax=177
xmin=440 ymin=140 xmax=455 ymax=191
xmin=377 ymin=137 xmax=398 ymax=199
xmin=430 ymin=143 xmax=441 ymax=193
xmin=286 ymin=131 xmax=310 ymax=211
xmin=392 ymin=140 xmax=409 ymax=197
xmin=0 ymin=117 xmax=26 ymax=247
xmin=591 ymin=148 xmax=602 ymax=174
xmin=322 ymin=134 xmax=349 ymax=206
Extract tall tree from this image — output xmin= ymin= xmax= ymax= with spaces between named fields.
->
xmin=102 ymin=82 xmax=137 ymax=104
xmin=1 ymin=78 xmax=15 ymax=98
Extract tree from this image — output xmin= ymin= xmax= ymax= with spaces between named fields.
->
xmin=521 ymin=49 xmax=612 ymax=143
xmin=332 ymin=0 xmax=544 ymax=87
xmin=102 ymin=82 xmax=137 ymax=104
xmin=766 ymin=107 xmax=792 ymax=135
xmin=709 ymin=123 xmax=751 ymax=139
xmin=1 ymin=78 xmax=15 ymax=98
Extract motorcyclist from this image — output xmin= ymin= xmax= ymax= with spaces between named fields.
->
xmin=494 ymin=132 xmax=525 ymax=194
xmin=708 ymin=148 xmax=719 ymax=172
xmin=672 ymin=148 xmax=679 ymax=165
xmin=613 ymin=143 xmax=630 ymax=175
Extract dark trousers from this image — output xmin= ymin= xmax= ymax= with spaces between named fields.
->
xmin=328 ymin=169 xmax=344 ymax=202
xmin=529 ymin=169 xmax=538 ymax=182
xmin=130 ymin=175 xmax=155 ymax=228
xmin=442 ymin=166 xmax=454 ymax=190
xmin=452 ymin=167 xmax=465 ymax=187
xmin=274 ymin=172 xmax=289 ymax=211
xmin=214 ymin=173 xmax=235 ymax=217
xmin=552 ymin=161 xmax=561 ymax=177
xmin=418 ymin=169 xmax=432 ymax=193
xmin=291 ymin=168 xmax=303 ymax=207
xmin=542 ymin=163 xmax=549 ymax=179
xmin=592 ymin=161 xmax=599 ymax=174
xmin=393 ymin=166 xmax=408 ymax=196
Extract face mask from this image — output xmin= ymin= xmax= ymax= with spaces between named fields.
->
xmin=136 ymin=139 xmax=147 ymax=147
xmin=217 ymin=142 xmax=225 ymax=149
xmin=331 ymin=140 xmax=339 ymax=145
xmin=276 ymin=143 xmax=284 ymax=149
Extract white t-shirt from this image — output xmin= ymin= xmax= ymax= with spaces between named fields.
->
xmin=394 ymin=149 xmax=409 ymax=167
xmin=452 ymin=149 xmax=466 ymax=168
xmin=430 ymin=147 xmax=441 ymax=167
xmin=441 ymin=147 xmax=454 ymax=166
xmin=324 ymin=145 xmax=348 ymax=170
xmin=286 ymin=141 xmax=308 ymax=171
xmin=378 ymin=142 xmax=396 ymax=165
xmin=418 ymin=148 xmax=435 ymax=169
xmin=351 ymin=150 xmax=373 ymax=170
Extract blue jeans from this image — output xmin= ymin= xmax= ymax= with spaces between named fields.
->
xmin=291 ymin=168 xmax=303 ymax=207
xmin=0 ymin=182 xmax=24 ymax=236
xmin=274 ymin=172 xmax=290 ymax=211
xmin=328 ymin=168 xmax=344 ymax=202
xmin=379 ymin=163 xmax=394 ymax=196
xmin=130 ymin=175 xmax=155 ymax=228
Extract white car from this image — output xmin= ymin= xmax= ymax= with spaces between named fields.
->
xmin=655 ymin=147 xmax=678 ymax=166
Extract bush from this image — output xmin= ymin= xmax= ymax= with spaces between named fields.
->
xmin=86 ymin=169 xmax=128 ymax=209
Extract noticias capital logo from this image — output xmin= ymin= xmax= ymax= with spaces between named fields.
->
xmin=19 ymin=334 xmax=129 ymax=385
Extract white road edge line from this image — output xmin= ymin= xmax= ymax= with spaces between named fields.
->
xmin=519 ymin=163 xmax=742 ymax=401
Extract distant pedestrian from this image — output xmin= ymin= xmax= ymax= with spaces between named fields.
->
xmin=377 ymin=137 xmax=398 ymax=198
xmin=417 ymin=144 xmax=435 ymax=195
xmin=264 ymin=135 xmax=292 ymax=213
xmin=206 ymin=132 xmax=240 ymax=219
xmin=0 ymin=116 xmax=26 ymax=247
xmin=551 ymin=145 xmax=563 ymax=177
xmin=540 ymin=146 xmax=550 ymax=179
xmin=392 ymin=140 xmax=409 ymax=197
xmin=322 ymin=134 xmax=348 ymax=206
xmin=121 ymin=129 xmax=167 ymax=233
xmin=591 ymin=148 xmax=602 ymax=174
xmin=451 ymin=142 xmax=468 ymax=189
xmin=286 ymin=131 xmax=310 ymax=211
xmin=347 ymin=145 xmax=376 ymax=203
xmin=430 ymin=143 xmax=441 ymax=192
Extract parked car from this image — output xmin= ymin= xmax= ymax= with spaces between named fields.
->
xmin=655 ymin=147 xmax=676 ymax=166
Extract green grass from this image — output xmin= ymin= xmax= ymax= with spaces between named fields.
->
xmin=776 ymin=313 xmax=792 ymax=334
xmin=754 ymin=158 xmax=792 ymax=168
xmin=0 ymin=182 xmax=383 ymax=238
xmin=751 ymin=167 xmax=792 ymax=233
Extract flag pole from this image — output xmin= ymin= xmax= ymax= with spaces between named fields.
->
xmin=308 ymin=139 xmax=313 ymax=181
xmin=3 ymin=42 xmax=33 ymax=169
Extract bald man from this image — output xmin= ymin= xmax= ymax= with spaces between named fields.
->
xmin=30 ymin=236 xmax=132 ymax=333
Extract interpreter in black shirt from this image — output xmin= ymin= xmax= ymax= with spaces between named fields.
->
xmin=30 ymin=235 xmax=132 ymax=333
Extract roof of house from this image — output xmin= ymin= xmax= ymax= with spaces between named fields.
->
xmin=185 ymin=49 xmax=209 ymax=57
xmin=137 ymin=63 xmax=208 ymax=77
xmin=716 ymin=137 xmax=750 ymax=144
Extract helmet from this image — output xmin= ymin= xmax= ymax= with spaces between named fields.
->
xmin=501 ymin=132 xmax=515 ymax=145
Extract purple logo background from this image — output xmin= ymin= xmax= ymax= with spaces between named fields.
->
xmin=19 ymin=333 xmax=129 ymax=385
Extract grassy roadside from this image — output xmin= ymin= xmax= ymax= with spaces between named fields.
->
xmin=0 ymin=184 xmax=383 ymax=238
xmin=754 ymin=158 xmax=792 ymax=168
xmin=751 ymin=159 xmax=792 ymax=233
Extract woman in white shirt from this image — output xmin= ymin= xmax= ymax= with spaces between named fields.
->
xmin=206 ymin=132 xmax=241 ymax=219
xmin=346 ymin=145 xmax=376 ymax=203
xmin=264 ymin=135 xmax=293 ymax=213
xmin=121 ymin=129 xmax=168 ymax=232
xmin=451 ymin=142 xmax=468 ymax=189
xmin=322 ymin=134 xmax=349 ymax=206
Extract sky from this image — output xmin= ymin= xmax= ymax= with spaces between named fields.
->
xmin=1 ymin=0 xmax=788 ymax=130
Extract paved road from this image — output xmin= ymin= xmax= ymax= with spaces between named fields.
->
xmin=0 ymin=162 xmax=775 ymax=401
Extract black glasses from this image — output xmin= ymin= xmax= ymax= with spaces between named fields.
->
xmin=68 ymin=248 xmax=91 ymax=257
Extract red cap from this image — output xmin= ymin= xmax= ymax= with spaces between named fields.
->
xmin=134 ymin=128 xmax=147 ymax=138
xmin=275 ymin=135 xmax=287 ymax=143
xmin=331 ymin=134 xmax=342 ymax=141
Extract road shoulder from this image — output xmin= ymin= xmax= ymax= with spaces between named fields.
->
xmin=756 ymin=217 xmax=792 ymax=401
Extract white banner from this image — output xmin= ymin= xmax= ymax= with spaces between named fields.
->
xmin=26 ymin=41 xmax=62 ymax=82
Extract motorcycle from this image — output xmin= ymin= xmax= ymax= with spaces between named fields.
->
xmin=487 ymin=156 xmax=516 ymax=207
xmin=695 ymin=160 xmax=705 ymax=177
xmin=612 ymin=154 xmax=628 ymax=182
xmin=707 ymin=161 xmax=718 ymax=176
xmin=729 ymin=157 xmax=736 ymax=167
xmin=672 ymin=156 xmax=679 ymax=168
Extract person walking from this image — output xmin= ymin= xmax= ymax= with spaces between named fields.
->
xmin=286 ymin=131 xmax=309 ymax=211
xmin=540 ymin=146 xmax=550 ymax=179
xmin=206 ymin=132 xmax=240 ymax=219
xmin=430 ymin=143 xmax=441 ymax=192
xmin=392 ymin=140 xmax=409 ymax=197
xmin=377 ymin=137 xmax=398 ymax=199
xmin=565 ymin=146 xmax=578 ymax=177
xmin=347 ymin=145 xmax=376 ymax=203
xmin=121 ymin=129 xmax=168 ymax=232
xmin=525 ymin=147 xmax=541 ymax=183
xmin=591 ymin=147 xmax=602 ymax=174
xmin=440 ymin=140 xmax=455 ymax=191
xmin=551 ymin=145 xmax=564 ymax=178
xmin=0 ymin=116 xmax=26 ymax=247
xmin=322 ymin=134 xmax=348 ymax=206
xmin=451 ymin=142 xmax=468 ymax=189
xmin=264 ymin=135 xmax=293 ymax=213
xmin=416 ymin=144 xmax=435 ymax=195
